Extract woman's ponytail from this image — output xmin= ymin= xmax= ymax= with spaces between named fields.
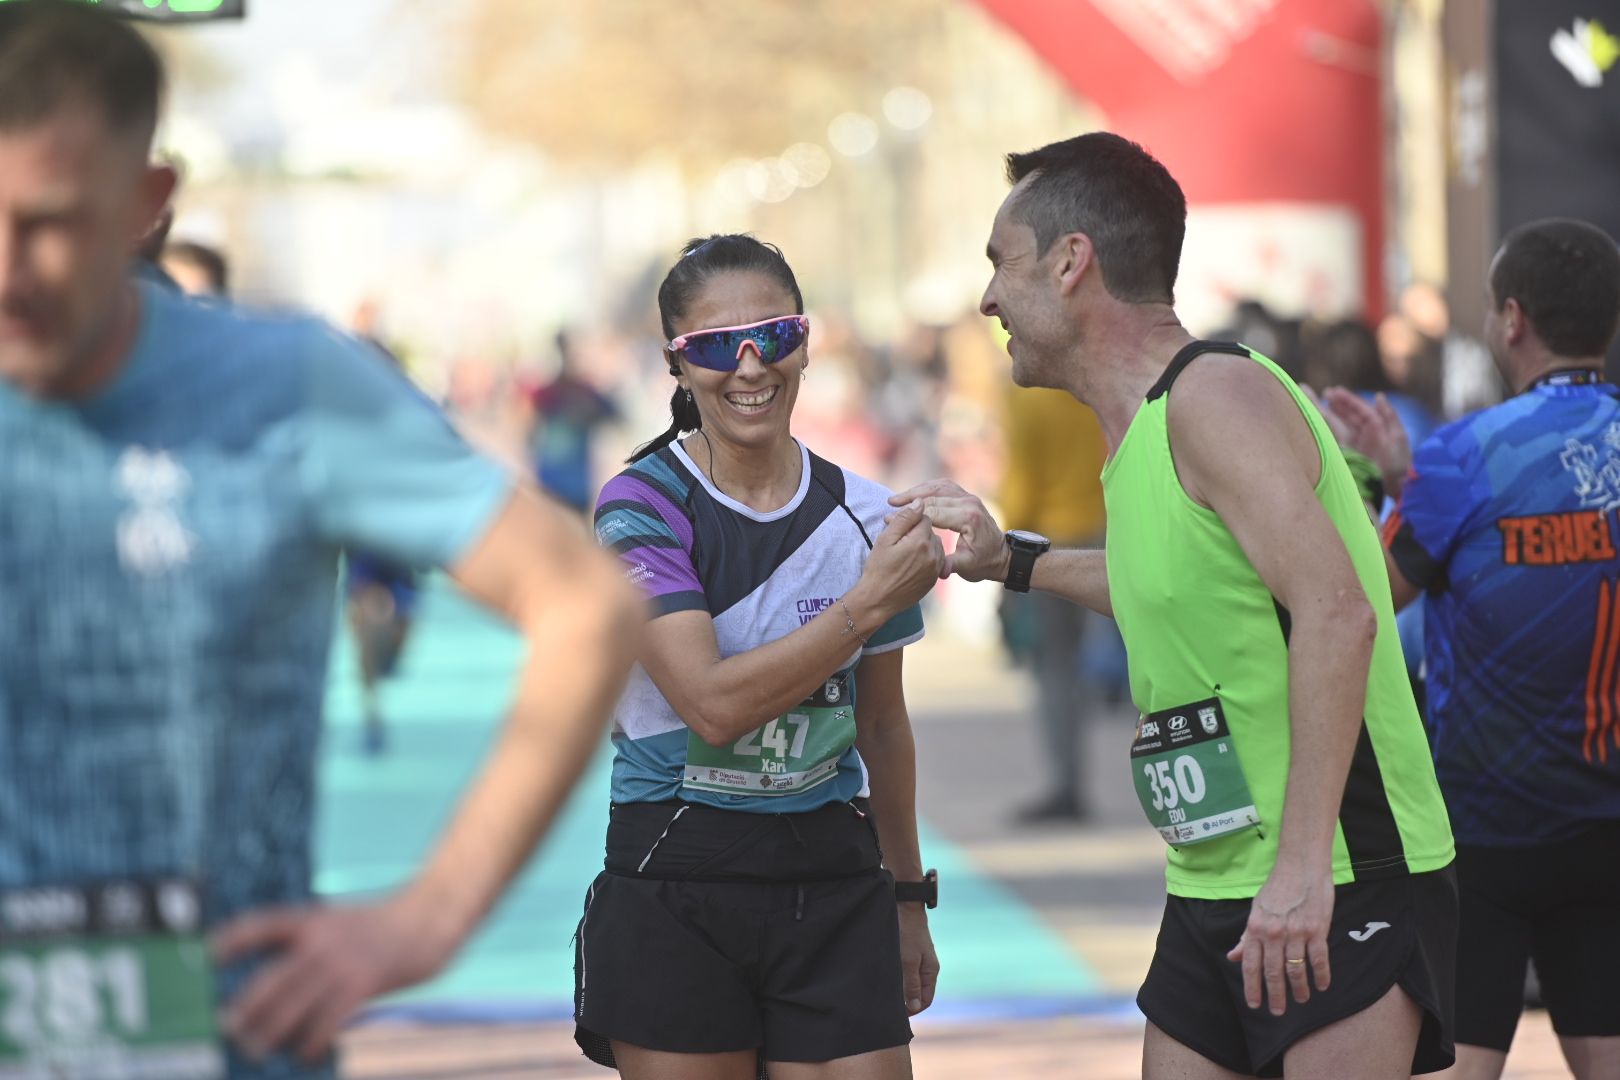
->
xmin=627 ymin=385 xmax=703 ymax=463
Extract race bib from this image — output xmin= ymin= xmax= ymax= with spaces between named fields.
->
xmin=0 ymin=880 xmax=222 ymax=1080
xmin=1130 ymin=697 xmax=1261 ymax=846
xmin=684 ymin=672 xmax=856 ymax=796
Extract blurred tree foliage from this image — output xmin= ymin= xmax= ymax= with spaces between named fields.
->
xmin=444 ymin=0 xmax=951 ymax=168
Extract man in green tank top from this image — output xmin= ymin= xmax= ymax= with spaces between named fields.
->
xmin=895 ymin=133 xmax=1457 ymax=1079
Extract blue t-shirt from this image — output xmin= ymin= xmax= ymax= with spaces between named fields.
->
xmin=1386 ymin=373 xmax=1620 ymax=846
xmin=0 ymin=281 xmax=510 ymax=1077
xmin=594 ymin=441 xmax=923 ymax=814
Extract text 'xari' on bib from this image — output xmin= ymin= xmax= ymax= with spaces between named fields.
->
xmin=1130 ymin=697 xmax=1261 ymax=846
xmin=0 ymin=880 xmax=222 ymax=1080
xmin=684 ymin=671 xmax=855 ymax=796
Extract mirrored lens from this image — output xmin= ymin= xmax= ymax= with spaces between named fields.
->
xmin=681 ymin=318 xmax=807 ymax=371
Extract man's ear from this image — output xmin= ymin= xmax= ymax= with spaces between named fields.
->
xmin=1054 ymin=233 xmax=1095 ymax=296
xmin=1502 ymin=297 xmax=1528 ymax=346
xmin=134 ymin=162 xmax=179 ymax=252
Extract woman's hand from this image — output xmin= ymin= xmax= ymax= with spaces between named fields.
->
xmin=850 ymin=503 xmax=946 ymax=623
xmin=898 ymin=904 xmax=940 ymax=1016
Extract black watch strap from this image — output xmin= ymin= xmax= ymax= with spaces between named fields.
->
xmin=894 ymin=868 xmax=938 ymax=908
xmin=1005 ymin=543 xmax=1039 ymax=593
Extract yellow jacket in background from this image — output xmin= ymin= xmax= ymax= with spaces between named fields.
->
xmin=999 ymin=386 xmax=1108 ymax=543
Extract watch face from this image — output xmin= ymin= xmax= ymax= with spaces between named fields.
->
xmin=1007 ymin=529 xmax=1049 ymax=548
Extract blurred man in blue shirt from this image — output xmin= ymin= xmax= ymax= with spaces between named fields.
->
xmin=0 ymin=4 xmax=637 ymax=1077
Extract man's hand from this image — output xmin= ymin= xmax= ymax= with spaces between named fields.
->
xmin=1225 ymin=863 xmax=1335 ymax=1016
xmin=888 ymin=480 xmax=1008 ymax=582
xmin=1321 ymin=389 xmax=1412 ymax=500
xmin=898 ymin=905 xmax=940 ymax=1016
xmin=212 ymin=893 xmax=455 ymax=1064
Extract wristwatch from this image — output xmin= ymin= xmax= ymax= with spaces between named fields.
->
xmin=1003 ymin=530 xmax=1051 ymax=593
xmin=894 ymin=868 xmax=939 ymax=909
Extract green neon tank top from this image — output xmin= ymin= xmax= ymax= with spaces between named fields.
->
xmin=1102 ymin=342 xmax=1454 ymax=900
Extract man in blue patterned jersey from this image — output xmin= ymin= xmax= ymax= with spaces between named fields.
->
xmin=1328 ymin=219 xmax=1620 ymax=1079
xmin=0 ymin=4 xmax=637 ymax=1078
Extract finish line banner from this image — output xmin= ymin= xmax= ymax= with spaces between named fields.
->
xmin=0 ymin=0 xmax=243 ymax=20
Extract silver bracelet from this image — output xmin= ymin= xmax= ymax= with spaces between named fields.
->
xmin=838 ymin=599 xmax=870 ymax=644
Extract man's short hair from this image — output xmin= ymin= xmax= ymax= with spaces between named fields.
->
xmin=1004 ymin=132 xmax=1186 ymax=304
xmin=0 ymin=0 xmax=164 ymax=149
xmin=1492 ymin=219 xmax=1620 ymax=358
xmin=164 ymin=241 xmax=230 ymax=296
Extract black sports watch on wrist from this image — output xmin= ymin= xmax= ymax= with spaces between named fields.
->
xmin=894 ymin=868 xmax=938 ymax=908
xmin=1003 ymin=530 xmax=1051 ymax=593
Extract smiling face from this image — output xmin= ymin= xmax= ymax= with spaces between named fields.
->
xmin=979 ymin=181 xmax=1071 ymax=389
xmin=668 ymin=270 xmax=805 ymax=454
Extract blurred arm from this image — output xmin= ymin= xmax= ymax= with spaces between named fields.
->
xmin=400 ymin=486 xmax=641 ymax=950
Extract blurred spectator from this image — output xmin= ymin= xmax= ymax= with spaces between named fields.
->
xmin=343 ymin=306 xmax=422 ymax=755
xmin=793 ymin=353 xmax=888 ymax=479
xmin=876 ymin=322 xmax=950 ymax=487
xmin=998 ymin=386 xmax=1109 ymax=823
xmin=1377 ymin=310 xmax=1446 ymax=420
xmin=1309 ymin=317 xmax=1438 ymax=450
xmin=1212 ymin=298 xmax=1305 ymax=379
xmin=526 ymin=329 xmax=620 ymax=514
xmin=1304 ymin=316 xmax=1437 ymax=695
xmin=161 ymin=239 xmax=229 ymax=298
xmin=1398 ymin=282 xmax=1501 ymax=419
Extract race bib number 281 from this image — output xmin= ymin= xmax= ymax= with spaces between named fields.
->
xmin=0 ymin=881 xmax=222 ymax=1080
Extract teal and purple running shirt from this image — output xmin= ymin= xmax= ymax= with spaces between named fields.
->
xmin=594 ymin=441 xmax=923 ymax=814
xmin=0 ymin=280 xmax=510 ymax=1077
xmin=1385 ymin=371 xmax=1620 ymax=846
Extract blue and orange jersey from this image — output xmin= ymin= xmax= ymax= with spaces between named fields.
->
xmin=1385 ymin=370 xmax=1620 ymax=845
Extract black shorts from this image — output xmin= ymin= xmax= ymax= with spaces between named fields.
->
xmin=1454 ymin=818 xmax=1620 ymax=1051
xmin=573 ymin=798 xmax=912 ymax=1071
xmin=1138 ymin=866 xmax=1458 ymax=1077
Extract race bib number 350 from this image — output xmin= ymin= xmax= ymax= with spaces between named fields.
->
xmin=1130 ymin=697 xmax=1261 ymax=846
xmin=0 ymin=881 xmax=222 ymax=1080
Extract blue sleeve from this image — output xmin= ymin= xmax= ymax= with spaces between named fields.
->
xmin=300 ymin=324 xmax=512 ymax=568
xmin=1385 ymin=431 xmax=1481 ymax=592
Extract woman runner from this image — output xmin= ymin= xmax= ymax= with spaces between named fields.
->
xmin=574 ymin=235 xmax=944 ymax=1079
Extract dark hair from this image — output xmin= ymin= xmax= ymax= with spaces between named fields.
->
xmin=1004 ymin=132 xmax=1185 ymax=304
xmin=1303 ymin=318 xmax=1388 ymax=393
xmin=627 ymin=234 xmax=805 ymax=462
xmin=0 ymin=0 xmax=164 ymax=150
xmin=1491 ymin=219 xmax=1620 ymax=358
xmin=163 ymin=240 xmax=229 ymax=296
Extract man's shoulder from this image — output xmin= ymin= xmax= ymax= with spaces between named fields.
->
xmin=147 ymin=286 xmax=334 ymax=382
xmin=1165 ymin=351 xmax=1312 ymax=459
xmin=1165 ymin=349 xmax=1294 ymax=421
